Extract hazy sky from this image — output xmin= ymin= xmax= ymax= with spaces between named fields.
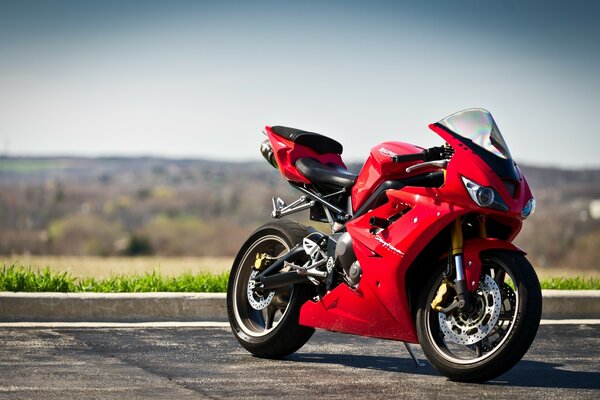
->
xmin=1 ymin=0 xmax=599 ymax=167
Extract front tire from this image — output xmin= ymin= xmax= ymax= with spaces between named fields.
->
xmin=227 ymin=219 xmax=315 ymax=358
xmin=416 ymin=250 xmax=542 ymax=382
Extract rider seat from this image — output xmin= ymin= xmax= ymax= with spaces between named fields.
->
xmin=295 ymin=157 xmax=357 ymax=189
xmin=271 ymin=126 xmax=343 ymax=155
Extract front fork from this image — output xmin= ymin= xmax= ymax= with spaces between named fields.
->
xmin=450 ymin=219 xmax=472 ymax=313
xmin=441 ymin=216 xmax=486 ymax=314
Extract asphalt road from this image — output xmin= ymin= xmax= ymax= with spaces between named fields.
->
xmin=0 ymin=323 xmax=598 ymax=399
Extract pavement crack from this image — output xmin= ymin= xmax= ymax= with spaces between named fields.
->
xmin=54 ymin=329 xmax=214 ymax=399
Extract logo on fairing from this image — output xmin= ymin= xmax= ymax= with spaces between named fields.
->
xmin=374 ymin=235 xmax=404 ymax=255
xmin=378 ymin=147 xmax=398 ymax=158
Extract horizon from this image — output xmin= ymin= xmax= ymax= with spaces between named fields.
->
xmin=1 ymin=153 xmax=598 ymax=172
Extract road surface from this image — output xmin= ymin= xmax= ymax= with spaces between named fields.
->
xmin=0 ymin=323 xmax=598 ymax=399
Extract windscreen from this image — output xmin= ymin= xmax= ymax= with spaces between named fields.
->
xmin=437 ymin=108 xmax=511 ymax=159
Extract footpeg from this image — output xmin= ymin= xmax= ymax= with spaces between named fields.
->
xmin=271 ymin=195 xmax=314 ymax=219
xmin=271 ymin=197 xmax=287 ymax=218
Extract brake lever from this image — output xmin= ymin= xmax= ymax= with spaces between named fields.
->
xmin=405 ymin=159 xmax=449 ymax=174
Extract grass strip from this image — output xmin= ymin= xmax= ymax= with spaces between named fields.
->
xmin=0 ymin=265 xmax=228 ymax=293
xmin=1 ymin=264 xmax=599 ymax=292
xmin=539 ymin=276 xmax=600 ymax=290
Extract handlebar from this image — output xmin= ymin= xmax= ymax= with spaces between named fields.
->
xmin=391 ymin=153 xmax=425 ymax=163
xmin=391 ymin=145 xmax=454 ymax=164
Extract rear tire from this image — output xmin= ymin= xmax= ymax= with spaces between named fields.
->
xmin=227 ymin=219 xmax=315 ymax=358
xmin=416 ymin=250 xmax=542 ymax=382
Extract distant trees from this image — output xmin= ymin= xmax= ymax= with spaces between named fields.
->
xmin=124 ymin=234 xmax=153 ymax=256
xmin=0 ymin=158 xmax=599 ymax=272
xmin=0 ymin=158 xmax=291 ymax=257
xmin=47 ymin=214 xmax=124 ymax=256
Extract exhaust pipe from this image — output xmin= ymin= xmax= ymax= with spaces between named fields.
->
xmin=260 ymin=139 xmax=278 ymax=169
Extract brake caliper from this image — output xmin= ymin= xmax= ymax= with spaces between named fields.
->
xmin=254 ymin=253 xmax=276 ymax=271
xmin=431 ymin=279 xmax=455 ymax=311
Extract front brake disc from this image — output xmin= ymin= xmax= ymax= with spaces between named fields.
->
xmin=438 ymin=274 xmax=502 ymax=345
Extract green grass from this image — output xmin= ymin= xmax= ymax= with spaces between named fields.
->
xmin=1 ymin=264 xmax=599 ymax=292
xmin=539 ymin=276 xmax=600 ymax=290
xmin=0 ymin=265 xmax=228 ymax=292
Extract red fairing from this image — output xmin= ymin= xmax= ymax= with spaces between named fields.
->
xmin=428 ymin=123 xmax=533 ymax=223
xmin=299 ymin=237 xmax=415 ymax=341
xmin=265 ymin=126 xmax=346 ymax=184
xmin=301 ymin=186 xmax=465 ymax=343
xmin=299 ymin=123 xmax=534 ymax=343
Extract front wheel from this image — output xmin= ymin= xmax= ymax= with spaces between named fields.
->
xmin=227 ymin=219 xmax=315 ymax=358
xmin=416 ymin=250 xmax=542 ymax=382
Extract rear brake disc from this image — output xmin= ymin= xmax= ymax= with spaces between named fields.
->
xmin=247 ymin=270 xmax=275 ymax=310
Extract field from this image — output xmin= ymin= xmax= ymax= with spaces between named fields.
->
xmin=2 ymin=256 xmax=232 ymax=278
xmin=4 ymin=256 xmax=600 ymax=280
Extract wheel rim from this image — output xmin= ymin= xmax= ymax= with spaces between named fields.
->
xmin=232 ymin=235 xmax=295 ymax=338
xmin=425 ymin=257 xmax=520 ymax=364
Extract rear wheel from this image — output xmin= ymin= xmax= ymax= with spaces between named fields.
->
xmin=227 ymin=219 xmax=315 ymax=358
xmin=416 ymin=250 xmax=542 ymax=382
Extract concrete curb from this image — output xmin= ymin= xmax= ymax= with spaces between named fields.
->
xmin=1 ymin=290 xmax=599 ymax=322
xmin=0 ymin=292 xmax=228 ymax=322
xmin=540 ymin=290 xmax=600 ymax=319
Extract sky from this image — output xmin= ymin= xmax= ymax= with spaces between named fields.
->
xmin=0 ymin=0 xmax=599 ymax=167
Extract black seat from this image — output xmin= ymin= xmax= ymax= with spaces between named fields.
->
xmin=271 ymin=126 xmax=343 ymax=155
xmin=295 ymin=157 xmax=357 ymax=189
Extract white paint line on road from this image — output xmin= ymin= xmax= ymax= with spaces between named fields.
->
xmin=540 ymin=319 xmax=600 ymax=325
xmin=0 ymin=321 xmax=231 ymax=328
xmin=0 ymin=319 xmax=599 ymax=328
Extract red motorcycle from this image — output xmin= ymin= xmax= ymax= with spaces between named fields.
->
xmin=227 ymin=108 xmax=542 ymax=382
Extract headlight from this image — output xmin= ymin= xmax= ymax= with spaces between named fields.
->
xmin=475 ymin=186 xmax=494 ymax=207
xmin=461 ymin=176 xmax=508 ymax=211
xmin=462 ymin=177 xmax=493 ymax=207
xmin=522 ymin=198 xmax=536 ymax=218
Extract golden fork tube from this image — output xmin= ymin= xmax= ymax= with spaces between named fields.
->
xmin=478 ymin=215 xmax=487 ymax=238
xmin=450 ymin=219 xmax=463 ymax=256
xmin=450 ymin=219 xmax=465 ymax=281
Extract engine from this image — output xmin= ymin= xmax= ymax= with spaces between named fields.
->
xmin=333 ymin=232 xmax=361 ymax=288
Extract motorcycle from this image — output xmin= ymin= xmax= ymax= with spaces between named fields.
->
xmin=226 ymin=108 xmax=542 ymax=382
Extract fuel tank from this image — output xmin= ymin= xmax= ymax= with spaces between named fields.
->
xmin=351 ymin=141 xmax=424 ymax=212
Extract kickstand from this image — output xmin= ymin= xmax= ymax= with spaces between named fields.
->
xmin=403 ymin=342 xmax=425 ymax=367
